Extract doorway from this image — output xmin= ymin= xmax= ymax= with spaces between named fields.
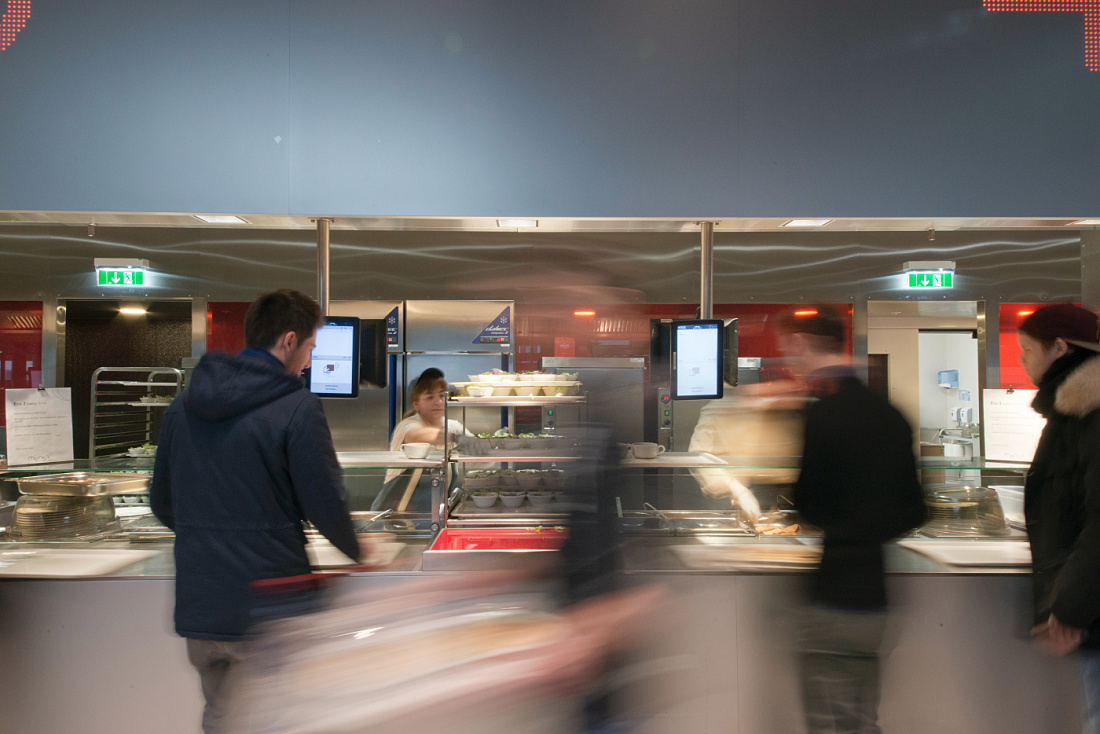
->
xmin=61 ymin=300 xmax=193 ymax=458
xmin=866 ymin=301 xmax=982 ymax=460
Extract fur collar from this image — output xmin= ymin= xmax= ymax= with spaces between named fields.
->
xmin=1055 ymin=355 xmax=1100 ymax=417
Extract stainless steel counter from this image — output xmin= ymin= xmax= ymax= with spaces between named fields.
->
xmin=0 ymin=533 xmax=1034 ymax=578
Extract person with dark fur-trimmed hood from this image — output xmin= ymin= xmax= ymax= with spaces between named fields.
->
xmin=1018 ymin=303 xmax=1100 ymax=733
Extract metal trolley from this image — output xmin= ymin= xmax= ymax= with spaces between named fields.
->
xmin=89 ymin=367 xmax=183 ymax=462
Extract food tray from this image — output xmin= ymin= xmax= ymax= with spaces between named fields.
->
xmin=671 ymin=542 xmax=823 ymax=571
xmin=896 ymin=539 xmax=1032 ymax=567
xmin=16 ymin=472 xmax=151 ymax=496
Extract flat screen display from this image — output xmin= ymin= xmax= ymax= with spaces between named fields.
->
xmin=305 ymin=316 xmax=360 ymax=398
xmin=671 ymin=319 xmax=724 ymax=400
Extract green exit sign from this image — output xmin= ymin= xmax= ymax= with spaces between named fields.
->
xmin=98 ymin=269 xmax=145 ymax=286
xmin=908 ymin=271 xmax=952 ymax=288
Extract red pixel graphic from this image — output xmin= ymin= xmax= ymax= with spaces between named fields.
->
xmin=0 ymin=0 xmax=31 ymax=52
xmin=984 ymin=1 xmax=1100 ymax=70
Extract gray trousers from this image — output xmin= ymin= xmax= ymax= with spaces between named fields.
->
xmin=186 ymin=638 xmax=250 ymax=734
xmin=797 ymin=605 xmax=888 ymax=734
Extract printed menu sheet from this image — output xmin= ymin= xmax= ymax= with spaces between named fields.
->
xmin=982 ymin=388 xmax=1044 ymax=462
xmin=4 ymin=388 xmax=75 ymax=466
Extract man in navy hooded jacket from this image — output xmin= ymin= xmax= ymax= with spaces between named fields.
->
xmin=151 ymin=289 xmax=360 ymax=733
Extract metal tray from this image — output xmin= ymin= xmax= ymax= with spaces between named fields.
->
xmin=16 ymin=472 xmax=151 ymax=496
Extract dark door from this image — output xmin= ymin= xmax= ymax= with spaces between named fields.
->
xmin=64 ymin=300 xmax=192 ymax=458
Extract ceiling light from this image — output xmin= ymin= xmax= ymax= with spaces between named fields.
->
xmin=1018 ymin=310 xmax=1034 ymax=317
xmin=574 ymin=310 xmax=596 ymax=317
xmin=119 ymin=306 xmax=147 ymax=316
xmin=782 ymin=219 xmax=832 ymax=228
xmin=194 ymin=214 xmax=248 ymax=224
xmin=1071 ymin=219 xmax=1100 ymax=226
xmin=793 ymin=309 xmax=818 ymax=317
xmin=496 ymin=218 xmax=538 ymax=228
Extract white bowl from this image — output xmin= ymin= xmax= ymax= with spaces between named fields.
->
xmin=500 ymin=493 xmax=526 ymax=508
xmin=466 ymin=386 xmax=494 ymax=398
xmin=463 ymin=475 xmax=494 ymax=489
xmin=527 ymin=492 xmax=554 ymax=506
xmin=541 ymin=373 xmax=564 ymax=381
xmin=513 ymin=385 xmax=540 ymax=396
xmin=498 ymin=471 xmax=518 ymax=486
xmin=491 ymin=386 xmax=514 ymax=397
xmin=516 ymin=472 xmax=543 ymax=490
xmin=401 ymin=443 xmax=432 ymax=459
xmin=470 ymin=494 xmax=499 ymax=508
xmin=476 ymin=373 xmax=506 ymax=383
xmin=518 ymin=373 xmax=543 ymax=381
xmin=543 ymin=385 xmax=568 ymax=396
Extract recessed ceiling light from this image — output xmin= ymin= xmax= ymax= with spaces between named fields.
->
xmin=793 ymin=309 xmax=818 ymax=317
xmin=119 ymin=306 xmax=147 ymax=316
xmin=1070 ymin=219 xmax=1100 ymax=226
xmin=782 ymin=219 xmax=832 ymax=228
xmin=194 ymin=214 xmax=248 ymax=224
xmin=496 ymin=218 xmax=538 ymax=228
xmin=574 ymin=310 xmax=597 ymax=317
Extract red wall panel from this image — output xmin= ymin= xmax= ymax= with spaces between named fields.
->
xmin=0 ymin=301 xmax=43 ymax=428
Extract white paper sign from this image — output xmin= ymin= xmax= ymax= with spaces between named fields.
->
xmin=4 ymin=388 xmax=75 ymax=466
xmin=982 ymin=388 xmax=1044 ymax=462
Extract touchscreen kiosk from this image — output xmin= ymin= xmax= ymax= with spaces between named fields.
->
xmin=671 ymin=319 xmax=724 ymax=400
xmin=304 ymin=316 xmax=361 ymax=398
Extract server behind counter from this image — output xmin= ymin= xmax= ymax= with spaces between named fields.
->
xmin=372 ymin=368 xmax=471 ymax=513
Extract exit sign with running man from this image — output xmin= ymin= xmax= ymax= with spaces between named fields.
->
xmin=98 ymin=269 xmax=145 ymax=286
xmin=908 ymin=272 xmax=953 ymax=289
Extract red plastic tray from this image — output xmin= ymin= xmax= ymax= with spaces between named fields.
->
xmin=429 ymin=527 xmax=568 ymax=552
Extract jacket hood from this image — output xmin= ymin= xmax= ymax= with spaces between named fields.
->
xmin=1054 ymin=353 xmax=1100 ymax=418
xmin=183 ymin=352 xmax=304 ymax=421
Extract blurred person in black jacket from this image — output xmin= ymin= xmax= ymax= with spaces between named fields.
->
xmin=1016 ymin=304 xmax=1100 ymax=733
xmin=151 ymin=289 xmax=361 ymax=733
xmin=775 ymin=306 xmax=925 ymax=734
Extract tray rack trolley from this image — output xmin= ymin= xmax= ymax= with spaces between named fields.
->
xmin=89 ymin=367 xmax=183 ymax=462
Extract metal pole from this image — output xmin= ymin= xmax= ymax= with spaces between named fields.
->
xmin=315 ymin=218 xmax=332 ymax=315
xmin=700 ymin=221 xmax=714 ymax=319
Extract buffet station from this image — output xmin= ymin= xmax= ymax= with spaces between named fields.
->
xmin=0 ymin=309 xmax=1077 ymax=734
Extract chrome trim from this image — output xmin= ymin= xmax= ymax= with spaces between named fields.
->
xmin=700 ymin=221 xmax=714 ymax=319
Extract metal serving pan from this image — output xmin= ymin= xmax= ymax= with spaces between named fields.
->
xmin=16 ymin=472 xmax=151 ymax=497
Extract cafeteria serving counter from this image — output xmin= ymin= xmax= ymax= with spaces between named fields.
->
xmin=0 ymin=454 xmax=1080 ymax=734
xmin=0 ymin=532 xmax=1082 ymax=734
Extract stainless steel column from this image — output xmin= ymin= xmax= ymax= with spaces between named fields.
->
xmin=1082 ymin=230 xmax=1100 ymax=312
xmin=315 ymin=218 xmax=332 ymax=315
xmin=190 ymin=297 xmax=207 ymax=359
xmin=700 ymin=221 xmax=714 ymax=319
xmin=851 ymin=299 xmax=868 ymax=381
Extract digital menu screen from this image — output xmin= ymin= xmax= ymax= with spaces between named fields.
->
xmin=305 ymin=316 xmax=360 ymax=398
xmin=671 ymin=320 xmax=724 ymax=400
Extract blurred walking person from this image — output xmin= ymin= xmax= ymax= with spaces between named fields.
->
xmin=774 ymin=306 xmax=925 ymax=734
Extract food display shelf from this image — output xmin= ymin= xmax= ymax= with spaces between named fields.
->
xmin=620 ymin=452 xmax=727 ymax=467
xmin=450 ymin=452 xmax=580 ymax=463
xmin=448 ymin=396 xmax=586 ymax=406
xmin=335 ymin=451 xmax=445 ymax=469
